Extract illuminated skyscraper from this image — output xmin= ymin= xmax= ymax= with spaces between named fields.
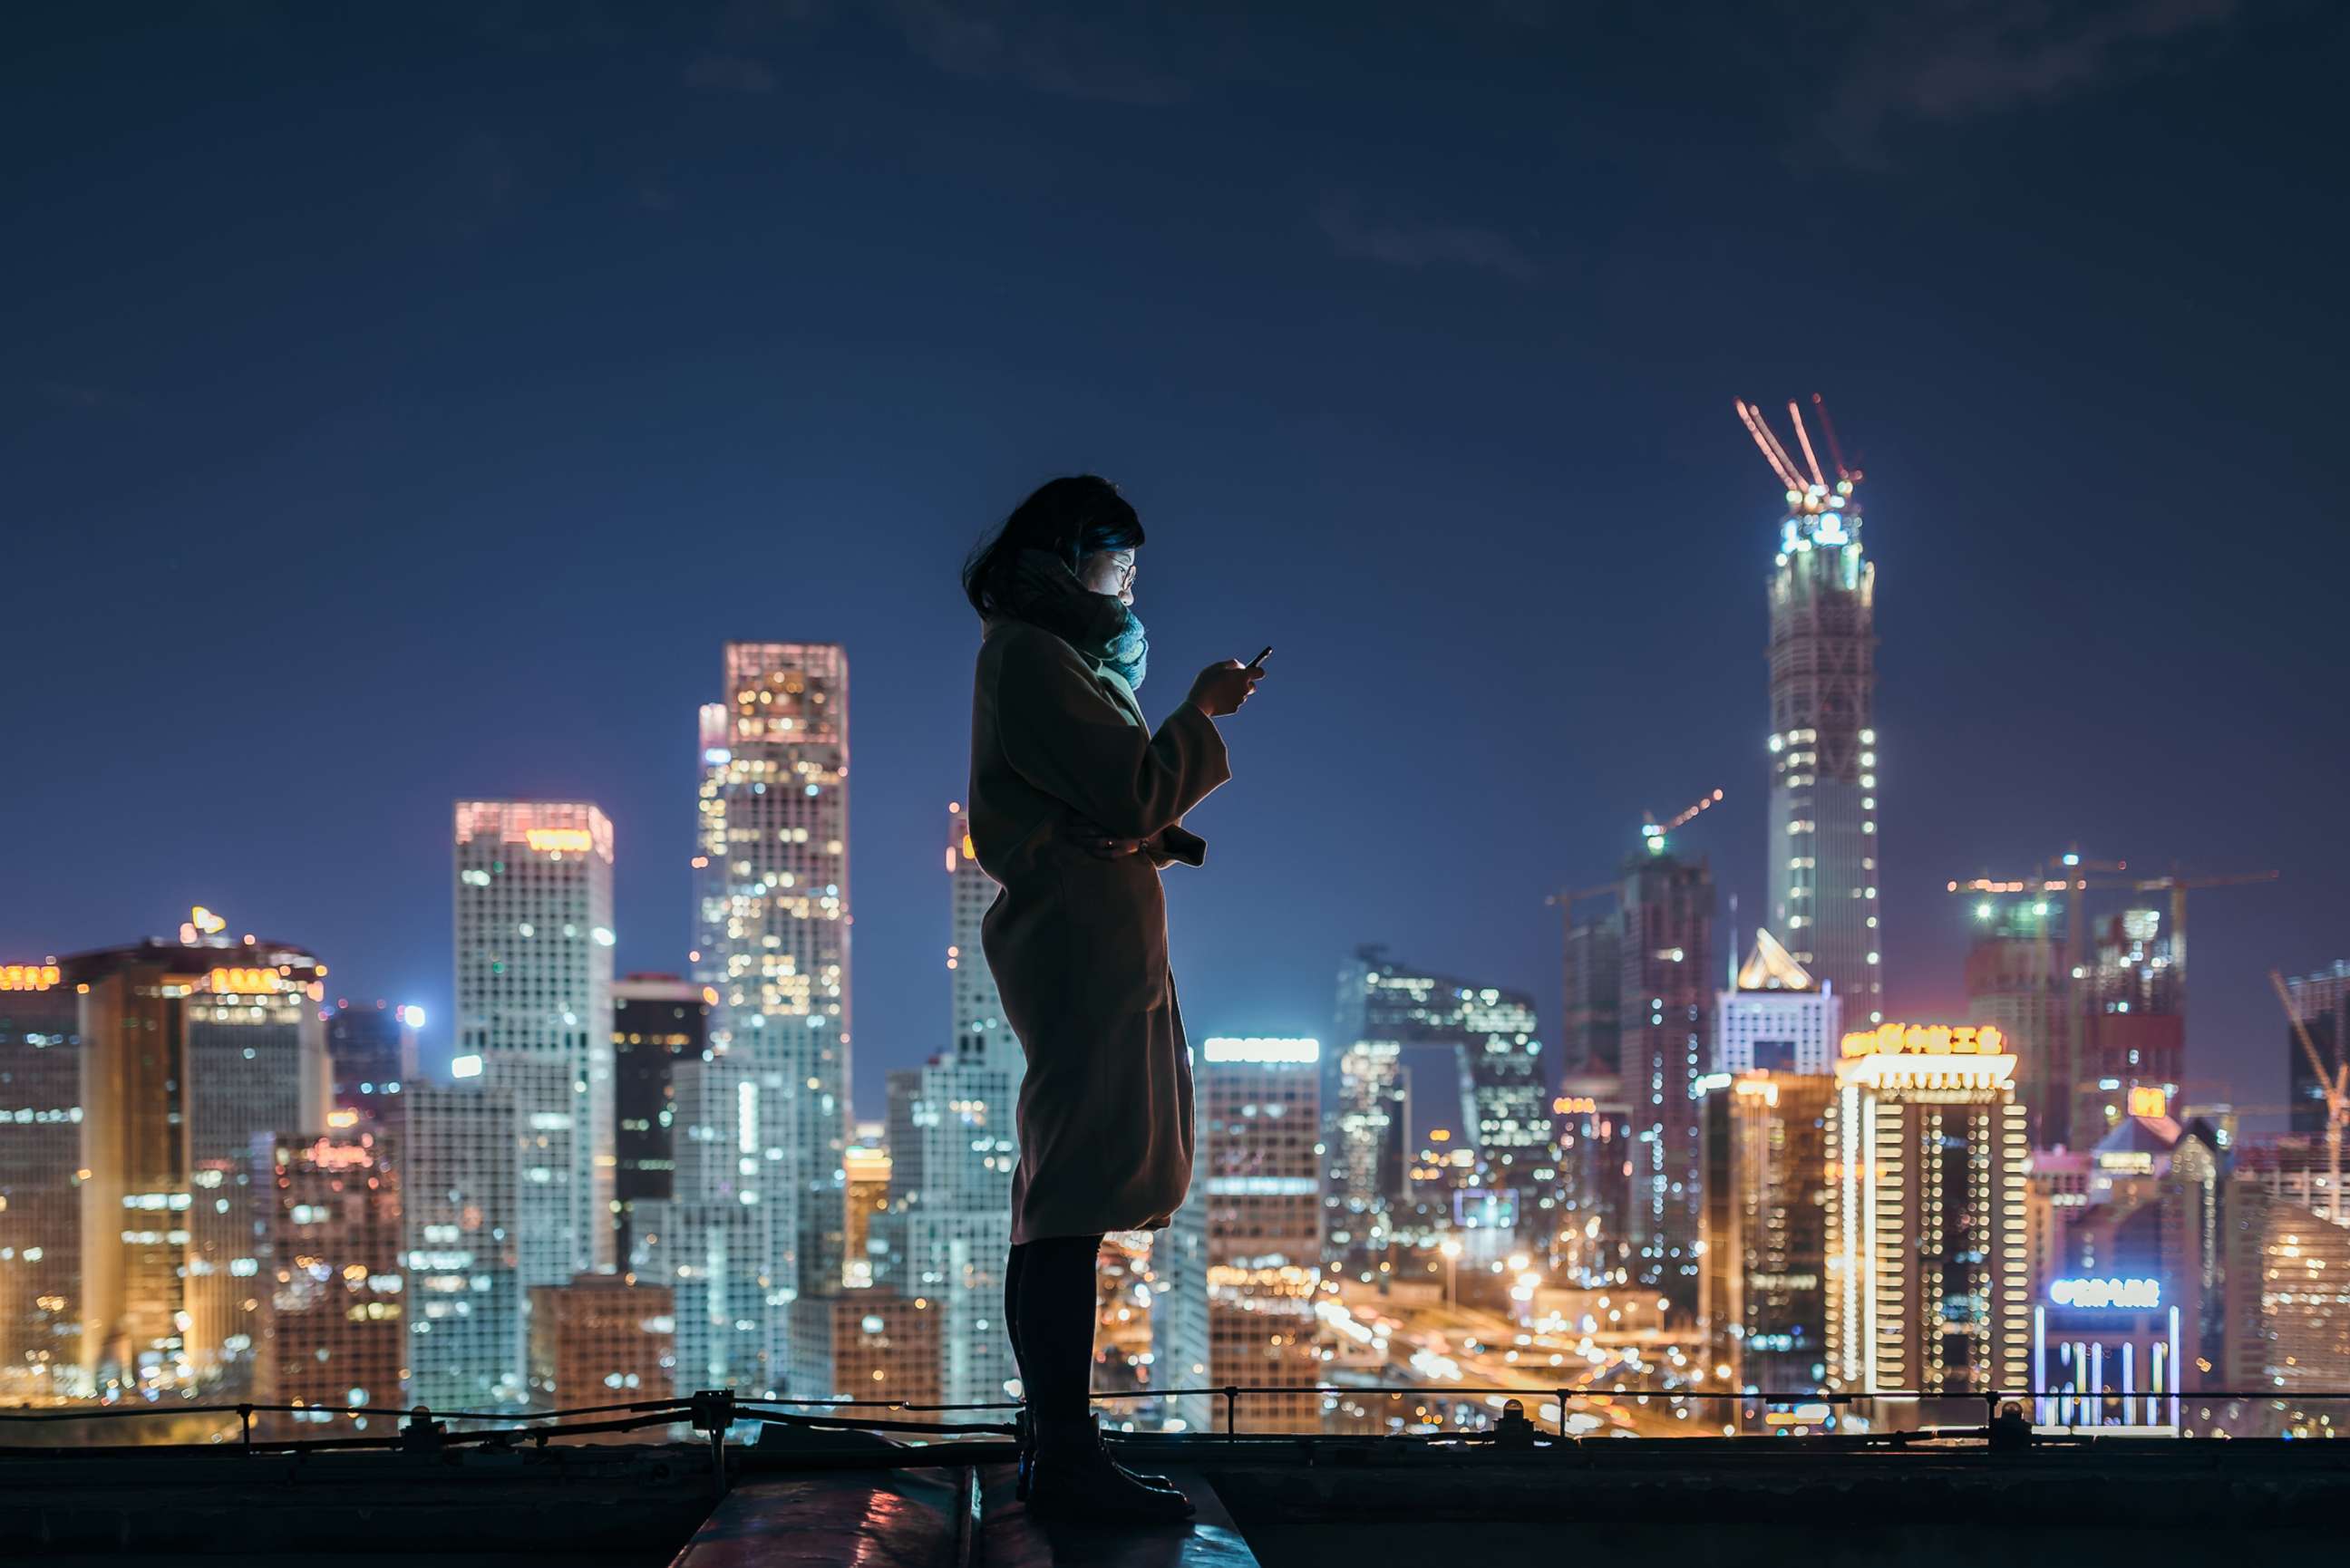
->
xmin=1696 ymin=1070 xmax=1832 ymax=1394
xmin=946 ymin=802 xmax=1006 ymax=1057
xmin=325 ymin=999 xmax=419 ymax=1139
xmin=0 ymin=963 xmax=81 ymax=1396
xmin=1619 ymin=849 xmax=1714 ymax=1314
xmin=528 ymin=1274 xmax=675 ymax=1406
xmin=2283 ymin=961 xmax=2349 ymax=1136
xmin=627 ymin=1047 xmax=772 ymax=1393
xmin=695 ymin=643 xmax=852 ymax=1334
xmin=403 ymin=1081 xmax=524 ymax=1409
xmin=258 ymin=1129 xmax=403 ymax=1428
xmin=1746 ymin=398 xmax=1880 ymax=1025
xmin=65 ymin=924 xmax=329 ymax=1393
xmin=1159 ymin=1037 xmax=1323 ymax=1435
xmin=453 ymin=801 xmax=617 ymax=1287
xmin=1825 ymin=1022 xmax=2030 ymax=1404
xmin=611 ymin=975 xmax=710 ymax=1265
xmin=1714 ymin=929 xmax=1840 ymax=1076
xmin=787 ymin=1291 xmax=940 ymax=1406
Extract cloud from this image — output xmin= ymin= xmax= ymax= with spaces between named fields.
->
xmin=684 ymin=51 xmax=778 ymax=94
xmin=1821 ymin=0 xmax=2241 ymax=162
xmin=871 ymin=0 xmax=1191 ymax=106
xmin=1317 ymin=197 xmax=1539 ymax=282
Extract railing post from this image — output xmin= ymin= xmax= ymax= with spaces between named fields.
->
xmin=238 ymin=1404 xmax=252 ymax=1453
xmin=689 ymin=1389 xmax=737 ymax=1498
xmin=1555 ymin=1389 xmax=1568 ymax=1439
xmin=1223 ymin=1386 xmax=1238 ymax=1441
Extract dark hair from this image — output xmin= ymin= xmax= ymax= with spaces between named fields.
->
xmin=962 ymin=475 xmax=1145 ymax=616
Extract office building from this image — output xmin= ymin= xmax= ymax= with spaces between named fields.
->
xmin=1329 ymin=950 xmax=1543 ymax=1243
xmin=66 ymin=924 xmax=330 ymax=1393
xmin=453 ymin=800 xmax=617 ymax=1288
xmin=1753 ymin=403 xmax=1881 ymax=1024
xmin=1619 ymin=850 xmax=1714 ymax=1313
xmin=1158 ymin=1037 xmax=1323 ymax=1435
xmin=786 ymin=1290 xmax=940 ymax=1406
xmin=1549 ymin=1080 xmax=1634 ymax=1287
xmin=403 ymin=1082 xmax=525 ymax=1410
xmin=2073 ymin=911 xmax=2185 ymax=1144
xmin=2220 ymin=1181 xmax=2350 ymax=1433
xmin=946 ymin=803 xmax=1006 ymax=1057
xmin=695 ymin=643 xmax=852 ymax=1331
xmin=626 ymin=1046 xmax=772 ymax=1393
xmin=877 ymin=1051 xmax=1016 ymax=1408
xmin=1696 ymin=1070 xmax=1832 ymax=1394
xmin=1328 ymin=1038 xmax=1408 ymax=1254
xmin=528 ymin=1274 xmax=675 ymax=1406
xmin=1714 ymin=928 xmax=1840 ymax=1075
xmin=1825 ymin=1022 xmax=2031 ymax=1404
xmin=1560 ymin=907 xmax=1623 ymax=1077
xmin=611 ymin=975 xmax=710 ymax=1265
xmin=324 ymin=999 xmax=418 ymax=1139
xmin=257 ymin=1130 xmax=403 ymax=1426
xmin=2285 ymin=961 xmax=2350 ymax=1136
xmin=0 ymin=964 xmax=81 ymax=1396
xmin=1962 ymin=895 xmax=2073 ymax=1147
xmin=843 ymin=1135 xmax=889 ymax=1287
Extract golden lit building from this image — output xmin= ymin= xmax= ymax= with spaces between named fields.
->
xmin=258 ymin=1130 xmax=403 ymax=1428
xmin=1698 ymin=1069 xmax=1833 ymax=1394
xmin=843 ymin=1137 xmax=890 ymax=1286
xmin=66 ymin=921 xmax=330 ymax=1394
xmin=786 ymin=1289 xmax=940 ymax=1406
xmin=1157 ymin=1038 xmax=1323 ymax=1434
xmin=0 ymin=963 xmax=82 ymax=1396
xmin=1825 ymin=1022 xmax=2030 ymax=1405
xmin=527 ymin=1273 xmax=675 ymax=1406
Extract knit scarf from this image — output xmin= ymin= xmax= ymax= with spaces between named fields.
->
xmin=996 ymin=548 xmax=1149 ymax=691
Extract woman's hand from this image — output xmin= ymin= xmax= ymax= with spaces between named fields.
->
xmin=1188 ymin=658 xmax=1265 ymax=719
xmin=1070 ymin=818 xmax=1148 ymax=859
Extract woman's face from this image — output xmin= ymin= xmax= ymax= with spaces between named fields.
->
xmin=1078 ymin=547 xmax=1138 ymax=605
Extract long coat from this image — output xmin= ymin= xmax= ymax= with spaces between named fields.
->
xmin=966 ymin=617 xmax=1232 ymax=1244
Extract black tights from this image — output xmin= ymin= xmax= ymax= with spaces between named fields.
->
xmin=1004 ymin=1234 xmax=1104 ymax=1425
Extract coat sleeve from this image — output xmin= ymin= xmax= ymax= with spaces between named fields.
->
xmin=995 ymin=630 xmax=1232 ymax=843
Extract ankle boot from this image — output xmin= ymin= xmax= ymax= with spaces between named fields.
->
xmin=1014 ymin=1407 xmax=1034 ymax=1502
xmin=1024 ymin=1415 xmax=1194 ymax=1522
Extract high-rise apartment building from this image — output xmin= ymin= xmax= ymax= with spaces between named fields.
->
xmin=453 ymin=800 xmax=617 ymax=1287
xmin=875 ymin=1052 xmax=1016 ymax=1407
xmin=1825 ymin=1022 xmax=2030 ymax=1404
xmin=528 ymin=1274 xmax=675 ymax=1406
xmin=611 ymin=975 xmax=710 ymax=1265
xmin=0 ymin=964 xmax=81 ymax=1396
xmin=1158 ymin=1037 xmax=1323 ymax=1435
xmin=2285 ymin=961 xmax=2350 ymax=1136
xmin=1753 ymin=404 xmax=1881 ymax=1025
xmin=66 ymin=926 xmax=329 ymax=1393
xmin=403 ymin=1081 xmax=525 ymax=1409
xmin=1697 ymin=1070 xmax=1833 ymax=1395
xmin=695 ymin=643 xmax=852 ymax=1333
xmin=324 ymin=999 xmax=418 ymax=1138
xmin=1619 ymin=850 xmax=1714 ymax=1313
xmin=1714 ymin=929 xmax=1840 ymax=1076
xmin=1962 ymin=895 xmax=2072 ymax=1147
xmin=257 ymin=1129 xmax=403 ymax=1427
xmin=2221 ymin=1183 xmax=2350 ymax=1428
xmin=946 ymin=803 xmax=1007 ymax=1058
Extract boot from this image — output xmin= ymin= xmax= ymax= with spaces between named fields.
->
xmin=1024 ymin=1413 xmax=1194 ymax=1523
xmin=1017 ymin=1406 xmax=1182 ymax=1502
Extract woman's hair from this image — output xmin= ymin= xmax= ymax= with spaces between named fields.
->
xmin=962 ymin=475 xmax=1145 ymax=616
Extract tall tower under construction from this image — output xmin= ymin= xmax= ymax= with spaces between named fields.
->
xmin=1741 ymin=397 xmax=1881 ymax=1026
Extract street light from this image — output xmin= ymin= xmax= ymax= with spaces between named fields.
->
xmin=1438 ymin=1237 xmax=1461 ymax=1308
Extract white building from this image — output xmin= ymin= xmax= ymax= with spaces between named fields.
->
xmin=1715 ymin=928 xmax=1841 ymax=1076
xmin=403 ymin=1082 xmax=525 ymax=1409
xmin=1157 ymin=1037 xmax=1323 ymax=1435
xmin=695 ymin=644 xmax=852 ymax=1371
xmin=946 ymin=803 xmax=1008 ymax=1059
xmin=452 ymin=800 xmax=617 ymax=1287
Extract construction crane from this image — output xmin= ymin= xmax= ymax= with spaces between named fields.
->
xmin=2270 ymin=970 xmax=2346 ymax=1225
xmin=1549 ymin=789 xmax=1727 ymax=913
xmin=1734 ymin=395 xmax=1860 ymax=498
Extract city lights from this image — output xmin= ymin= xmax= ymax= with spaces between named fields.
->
xmin=1200 ymin=1036 xmax=1320 ymax=1064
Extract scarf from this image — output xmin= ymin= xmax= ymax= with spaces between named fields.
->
xmin=996 ymin=548 xmax=1149 ymax=691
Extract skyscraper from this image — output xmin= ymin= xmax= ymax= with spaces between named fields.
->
xmin=403 ymin=1080 xmax=525 ymax=1409
xmin=695 ymin=643 xmax=852 ymax=1331
xmin=2285 ymin=961 xmax=2350 ymax=1136
xmin=257 ymin=1129 xmax=403 ymax=1428
xmin=611 ymin=974 xmax=710 ymax=1266
xmin=1157 ymin=1037 xmax=1324 ymax=1435
xmin=1696 ymin=1069 xmax=1832 ymax=1395
xmin=324 ymin=999 xmax=418 ymax=1138
xmin=627 ymin=1046 xmax=773 ymax=1393
xmin=1825 ymin=1021 xmax=2031 ymax=1404
xmin=66 ymin=924 xmax=330 ymax=1393
xmin=0 ymin=963 xmax=81 ymax=1397
xmin=1748 ymin=398 xmax=1881 ymax=1024
xmin=528 ymin=1274 xmax=675 ymax=1406
xmin=1619 ymin=849 xmax=1714 ymax=1313
xmin=452 ymin=800 xmax=617 ymax=1285
xmin=946 ymin=802 xmax=1006 ymax=1057
xmin=1714 ymin=929 xmax=1840 ymax=1076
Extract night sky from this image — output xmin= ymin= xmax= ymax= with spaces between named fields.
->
xmin=7 ymin=3 xmax=2346 ymax=1126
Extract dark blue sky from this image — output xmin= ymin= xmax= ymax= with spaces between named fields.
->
xmin=7 ymin=2 xmax=2345 ymax=1123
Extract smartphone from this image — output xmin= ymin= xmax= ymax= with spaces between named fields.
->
xmin=1245 ymin=645 xmax=1273 ymax=671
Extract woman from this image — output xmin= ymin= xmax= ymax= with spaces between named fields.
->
xmin=963 ymin=475 xmax=1262 ymax=1523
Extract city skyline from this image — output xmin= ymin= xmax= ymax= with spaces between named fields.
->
xmin=8 ymin=5 xmax=2348 ymax=1124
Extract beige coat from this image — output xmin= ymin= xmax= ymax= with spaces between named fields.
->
xmin=966 ymin=618 xmax=1232 ymax=1243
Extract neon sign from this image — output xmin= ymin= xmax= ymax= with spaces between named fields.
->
xmin=1 ymin=964 xmax=61 ymax=991
xmin=524 ymin=828 xmax=595 ymax=854
xmin=1201 ymin=1037 xmax=1319 ymax=1064
xmin=2048 ymin=1276 xmax=2160 ymax=1310
xmin=207 ymin=967 xmax=284 ymax=995
xmin=1840 ymin=1022 xmax=2006 ymax=1058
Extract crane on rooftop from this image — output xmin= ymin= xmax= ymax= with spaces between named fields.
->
xmin=1734 ymin=395 xmax=1860 ymax=501
xmin=2270 ymin=969 xmax=2346 ymax=1225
